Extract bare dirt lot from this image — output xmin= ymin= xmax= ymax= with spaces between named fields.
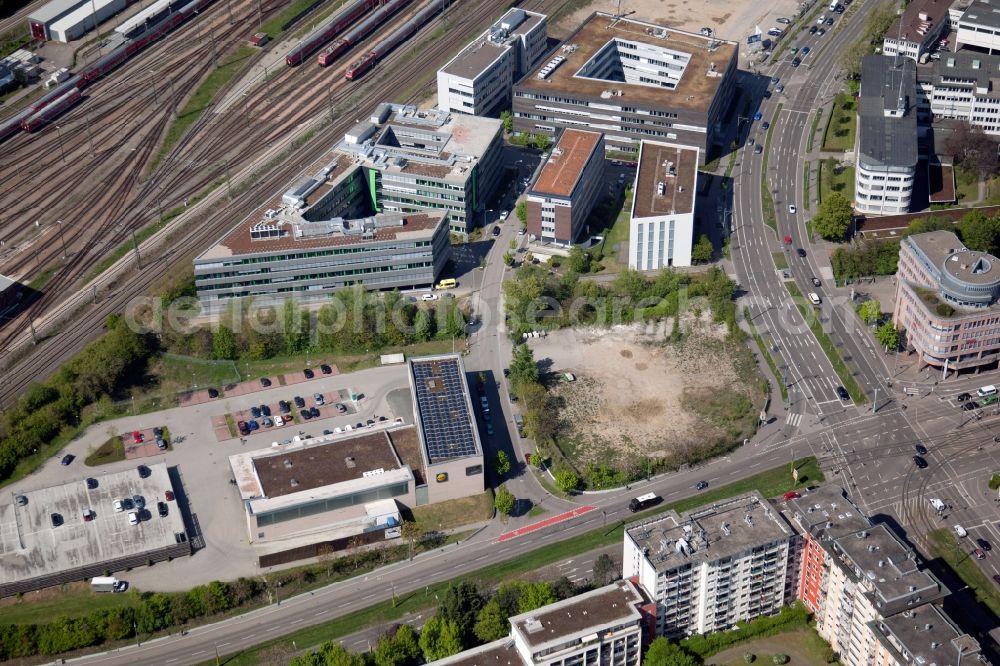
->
xmin=527 ymin=312 xmax=763 ymax=471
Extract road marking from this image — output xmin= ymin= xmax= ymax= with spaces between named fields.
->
xmin=317 ymin=610 xmax=328 ymax=615
xmin=786 ymin=413 xmax=802 ymax=427
xmin=290 ymin=619 xmax=303 ymax=625
xmin=218 ymin=642 xmax=230 ymax=648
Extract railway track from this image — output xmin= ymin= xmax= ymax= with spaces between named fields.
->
xmin=0 ymin=0 xmax=576 ymax=407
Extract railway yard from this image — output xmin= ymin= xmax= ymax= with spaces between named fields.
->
xmin=0 ymin=0 xmax=578 ymax=406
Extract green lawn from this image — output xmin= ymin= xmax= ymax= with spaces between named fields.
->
xmin=806 ymin=108 xmax=822 ymax=153
xmin=929 ymin=528 xmax=1000 ymax=618
xmin=593 ymin=190 xmax=632 ymax=270
xmin=155 ymin=354 xmax=241 ymax=393
xmin=821 ymin=92 xmax=857 ymax=152
xmin=955 ymin=165 xmax=980 ymax=203
xmin=242 ymin=339 xmax=457 ymax=379
xmin=760 ymin=104 xmax=783 ymax=232
xmin=411 ymin=493 xmax=493 ymax=532
xmin=205 ymin=457 xmax=824 ymax=665
xmin=708 ymin=627 xmax=834 ymax=665
xmin=818 ymin=161 xmax=855 ymax=204
xmin=803 ymin=162 xmax=811 ymax=211
xmin=785 ymin=282 xmax=866 ymax=403
xmin=0 ymin=586 xmax=136 ymax=624
xmin=772 ymin=252 xmax=789 ymax=270
xmin=84 ymin=436 xmax=125 ymax=467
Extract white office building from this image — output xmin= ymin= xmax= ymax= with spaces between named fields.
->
xmin=956 ymin=0 xmax=1000 ymax=53
xmin=437 ymin=8 xmax=547 ymax=117
xmin=882 ymin=0 xmax=950 ymax=61
xmin=920 ymin=50 xmax=1000 ymax=134
xmin=628 ymin=141 xmax=698 ymax=270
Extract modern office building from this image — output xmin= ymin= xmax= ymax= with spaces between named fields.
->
xmin=430 ymin=579 xmax=653 ymax=666
xmin=920 ymin=50 xmax=1000 ymax=134
xmin=882 ymin=0 xmax=950 ymax=61
xmin=893 ymin=230 xmax=1000 ymax=373
xmin=437 ymin=8 xmax=548 ymax=117
xmin=855 ymin=56 xmax=919 ymax=215
xmin=785 ymin=486 xmax=980 ymax=666
xmin=622 ymin=492 xmax=794 ymax=639
xmin=525 ymin=129 xmax=605 ymax=245
xmin=955 ymin=0 xmax=1000 ymax=53
xmin=628 ymin=141 xmax=698 ymax=269
xmin=337 ymin=104 xmax=505 ymax=236
xmin=407 ymin=354 xmax=485 ymax=504
xmin=193 ymin=210 xmax=451 ymax=313
xmin=511 ymin=12 xmax=738 ymax=161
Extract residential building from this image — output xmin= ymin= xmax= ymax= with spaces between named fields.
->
xmin=882 ymin=0 xmax=950 ymax=61
xmin=337 ymin=104 xmax=505 ymax=236
xmin=525 ymin=128 xmax=605 ymax=245
xmin=622 ymin=491 xmax=794 ymax=639
xmin=437 ymin=8 xmax=548 ymax=116
xmin=920 ymin=50 xmax=1000 ymax=134
xmin=430 ymin=579 xmax=653 ymax=666
xmin=193 ymin=209 xmax=451 ymax=313
xmin=785 ymin=486 xmax=981 ymax=666
xmin=855 ymin=56 xmax=919 ymax=215
xmin=511 ymin=12 xmax=738 ymax=161
xmin=955 ymin=0 xmax=1000 ymax=53
xmin=407 ymin=354 xmax=485 ymax=504
xmin=628 ymin=140 xmax=698 ymax=269
xmin=893 ymin=230 xmax=1000 ymax=373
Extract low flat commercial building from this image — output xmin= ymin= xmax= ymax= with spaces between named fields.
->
xmin=512 ymin=12 xmax=738 ymax=161
xmin=893 ymin=230 xmax=1000 ymax=373
xmin=0 ymin=463 xmax=189 ymax=597
xmin=430 ymin=579 xmax=652 ymax=665
xmin=623 ymin=491 xmax=794 ymax=639
xmin=955 ymin=0 xmax=1000 ymax=53
xmin=882 ymin=0 xmax=950 ymax=61
xmin=855 ymin=56 xmax=919 ymax=215
xmin=407 ymin=354 xmax=485 ymax=503
xmin=437 ymin=8 xmax=547 ymax=117
xmin=525 ymin=129 xmax=605 ymax=245
xmin=28 ymin=0 xmax=126 ymax=41
xmin=628 ymin=141 xmax=698 ymax=269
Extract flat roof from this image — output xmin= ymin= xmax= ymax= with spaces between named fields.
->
xmin=888 ymin=0 xmax=947 ymax=43
xmin=430 ymin=639 xmax=525 ymax=665
xmin=0 ymin=274 xmax=15 ymax=293
xmin=960 ymin=0 xmax=1000 ymax=29
xmin=856 ymin=205 xmax=1000 ymax=238
xmin=50 ymin=0 xmax=118 ymax=32
xmin=255 ymin=430 xmax=404 ymax=498
xmin=785 ymin=485 xmax=871 ymax=542
xmin=858 ymin=56 xmax=919 ymax=169
xmin=0 ymin=463 xmax=185 ymax=585
xmin=928 ymin=163 xmax=956 ymax=203
xmin=907 ymin=230 xmax=1000 ymax=285
xmin=441 ymin=39 xmax=508 ymax=79
xmin=408 ymin=355 xmax=481 ymax=465
xmin=632 ymin=141 xmax=697 ymax=219
xmin=626 ymin=492 xmax=792 ymax=574
xmin=511 ymin=579 xmax=645 ymax=649
xmin=878 ymin=604 xmax=981 ymax=666
xmin=832 ymin=523 xmax=942 ymax=605
xmin=29 ymin=0 xmax=86 ymax=24
xmin=531 ymin=129 xmax=603 ymax=198
xmin=516 ymin=12 xmax=737 ymax=112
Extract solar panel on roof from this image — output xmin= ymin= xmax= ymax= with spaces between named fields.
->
xmin=411 ymin=359 xmax=477 ymax=463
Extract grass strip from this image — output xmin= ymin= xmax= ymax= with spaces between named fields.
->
xmin=84 ymin=436 xmax=125 ymax=467
xmin=803 ymin=162 xmax=811 ymax=211
xmin=207 ymin=457 xmax=823 ymax=665
xmin=27 ymin=263 xmax=61 ymax=291
xmin=150 ymin=44 xmax=256 ymax=174
xmin=929 ymin=529 xmax=1000 ymax=618
xmin=785 ymin=282 xmax=866 ymax=403
xmin=760 ymin=103 xmax=783 ymax=232
xmin=821 ymin=92 xmax=857 ymax=152
xmin=725 ymin=148 xmax=738 ymax=179
xmin=744 ymin=307 xmax=789 ymax=402
xmin=771 ymin=251 xmax=788 ymax=270
xmin=806 ymin=108 xmax=822 ymax=153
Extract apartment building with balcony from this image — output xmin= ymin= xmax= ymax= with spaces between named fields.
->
xmin=622 ymin=492 xmax=794 ymax=639
xmin=893 ymin=230 xmax=1000 ymax=373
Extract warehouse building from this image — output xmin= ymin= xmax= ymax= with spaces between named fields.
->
xmin=628 ymin=141 xmax=698 ymax=269
xmin=437 ymin=8 xmax=548 ymax=117
xmin=882 ymin=0 xmax=950 ymax=61
xmin=854 ymin=56 xmax=918 ymax=215
xmin=623 ymin=491 xmax=794 ymax=639
xmin=893 ymin=230 xmax=1000 ymax=373
xmin=0 ymin=463 xmax=189 ymax=597
xmin=512 ymin=12 xmax=738 ymax=161
xmin=28 ymin=0 xmax=128 ymax=42
xmin=430 ymin=579 xmax=653 ymax=665
xmin=525 ymin=129 xmax=605 ymax=245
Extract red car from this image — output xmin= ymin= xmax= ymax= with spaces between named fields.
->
xmin=783 ymin=491 xmax=802 ymax=501
xmin=132 ymin=431 xmax=143 ymax=444
xmin=165 ymin=490 xmax=175 ymax=502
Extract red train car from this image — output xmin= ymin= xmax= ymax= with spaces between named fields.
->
xmin=317 ymin=39 xmax=351 ymax=67
xmin=21 ymin=88 xmax=82 ymax=132
xmin=285 ymin=0 xmax=378 ymax=67
xmin=344 ymin=52 xmax=376 ymax=80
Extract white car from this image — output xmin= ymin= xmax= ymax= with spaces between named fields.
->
xmin=128 ymin=511 xmax=139 ymax=526
xmin=274 ymin=415 xmax=284 ymax=426
xmin=817 ymin=14 xmax=826 ymax=23
xmin=499 ymin=210 xmax=509 ymax=220
xmin=113 ymin=500 xmax=123 ymax=513
xmin=954 ymin=525 xmax=968 ymax=538
xmin=788 ymin=204 xmax=797 ymax=214
xmin=422 ymin=293 xmax=439 ymax=301
xmin=930 ymin=498 xmax=945 ymax=511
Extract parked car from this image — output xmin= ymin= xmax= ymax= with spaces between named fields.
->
xmin=294 ymin=396 xmax=305 ymax=408
xmin=754 ymin=145 xmax=763 ymax=154
xmin=761 ymin=121 xmax=770 ymax=130
xmin=791 ymin=57 xmax=801 ymax=67
xmin=304 ymin=368 xmax=315 ymax=379
xmin=165 ymin=490 xmax=175 ymax=501
xmin=301 ymin=409 xmax=312 ymax=420
xmin=817 ymin=27 xmax=826 ymax=35
xmin=915 ymin=444 xmax=928 ymax=455
xmin=83 ymin=509 xmax=95 ymax=522
xmin=208 ymin=388 xmax=219 ymax=398
xmin=801 ymin=46 xmax=810 ymax=55
xmin=138 ymin=465 xmax=151 ymax=478
xmin=320 ymin=364 xmax=333 ymax=375
xmin=237 ymin=420 xmax=249 ymax=435
xmin=132 ymin=431 xmax=143 ymax=444
xmin=314 ymin=393 xmax=325 ymax=406
xmin=486 ymin=422 xmax=494 ymax=436
xmin=15 ymin=495 xmax=27 ymax=507
xmin=783 ymin=491 xmax=801 ymax=501
xmin=977 ymin=538 xmax=992 ymax=551
xmin=492 ymin=226 xmax=501 ymax=237
xmin=279 ymin=400 xmax=291 ymax=414
xmin=128 ymin=512 xmax=139 ymax=526
xmin=261 ymin=417 xmax=273 ymax=427
xmin=310 ymin=407 xmax=321 ymax=418
xmin=335 ymin=403 xmax=347 ymax=413
xmin=158 ymin=502 xmax=168 ymax=518
xmin=250 ymin=406 xmax=261 ymax=418
xmin=274 ymin=415 xmax=285 ymax=426
xmin=770 ymin=75 xmax=779 ymax=84
xmin=260 ymin=378 xmax=272 ymax=388
xmin=962 ymin=401 xmax=979 ymax=411
xmin=132 ymin=495 xmax=145 ymax=509
xmin=248 ymin=419 xmax=259 ymax=431
xmin=992 ymin=574 xmax=1000 ymax=586
xmin=975 ymin=547 xmax=987 ymax=559
xmin=809 ymin=26 xmax=817 ymax=34
xmin=776 ymin=84 xmax=785 ymax=93
xmin=753 ymin=111 xmax=762 ymax=121
xmin=114 ymin=500 xmax=123 ymax=512
xmin=500 ymin=210 xmax=509 ymax=220
xmin=824 ymin=17 xmax=834 ymax=25
xmin=260 ymin=404 xmax=271 ymax=416
xmin=61 ymin=454 xmax=74 ymax=466
xmin=836 ymin=386 xmax=850 ymax=401
xmin=957 ymin=392 xmax=972 ymax=402
xmin=51 ymin=513 xmax=63 ymax=527
xmin=156 ymin=438 xmax=166 ymax=450
xmin=913 ymin=455 xmax=928 ymax=469
xmin=122 ymin=498 xmax=134 ymax=510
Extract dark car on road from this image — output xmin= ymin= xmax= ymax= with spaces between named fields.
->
xmin=86 ymin=478 xmax=98 ymax=489
xmin=978 ymin=538 xmax=992 ymax=551
xmin=791 ymin=57 xmax=801 ymax=67
xmin=915 ymin=444 xmax=928 ymax=455
xmin=811 ymin=276 xmax=821 ymax=287
xmin=809 ymin=25 xmax=817 ymax=33
xmin=836 ymin=386 xmax=849 ymax=401
xmin=754 ymin=144 xmax=763 ymax=154
xmin=957 ymin=392 xmax=972 ymax=402
xmin=962 ymin=401 xmax=979 ymax=411
xmin=492 ymin=226 xmax=501 ymax=237
xmin=993 ymin=574 xmax=1000 ymax=586
xmin=61 ymin=454 xmax=74 ymax=466
xmin=138 ymin=465 xmax=151 ymax=478
xmin=695 ymin=481 xmax=709 ymax=490
xmin=158 ymin=502 xmax=168 ymax=518
xmin=913 ymin=455 xmax=928 ymax=469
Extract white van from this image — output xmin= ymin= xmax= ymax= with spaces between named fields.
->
xmin=929 ymin=498 xmax=945 ymax=511
xmin=977 ymin=385 xmax=997 ymax=398
xmin=954 ymin=525 xmax=968 ymax=538
xmin=808 ymin=292 xmax=822 ymax=306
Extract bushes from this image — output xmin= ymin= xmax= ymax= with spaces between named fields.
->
xmin=680 ymin=604 xmax=810 ymax=658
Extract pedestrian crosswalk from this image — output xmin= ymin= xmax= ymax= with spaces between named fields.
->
xmin=785 ymin=413 xmax=802 ymax=428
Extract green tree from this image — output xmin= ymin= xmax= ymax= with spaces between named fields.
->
xmin=532 ymin=133 xmax=552 ymax=152
xmin=516 ymin=200 xmax=528 ymax=225
xmin=813 ymin=192 xmax=852 ymax=240
xmin=691 ymin=234 xmax=714 ymax=264
xmin=959 ymin=210 xmax=1000 ymax=254
xmin=509 ymin=343 xmax=539 ymax=390
xmin=858 ymin=299 xmax=881 ymax=325
xmin=876 ymin=321 xmax=900 ymax=351
xmin=494 ymin=450 xmax=511 ymax=476
xmin=418 ymin=616 xmax=464 ymax=661
xmin=474 ymin=598 xmax=510 ymax=643
xmin=281 ymin=298 xmax=308 ymax=355
xmin=906 ymin=216 xmax=953 ymax=236
xmin=554 ymin=468 xmax=579 ymax=494
xmin=503 ymin=251 xmax=514 ymax=266
xmin=317 ymin=641 xmax=367 ymax=666
xmin=643 ymin=638 xmax=700 ymax=666
xmin=499 ymin=109 xmax=513 ymax=133
xmin=567 ymin=246 xmax=591 ymax=273
xmin=592 ymin=553 xmax=616 ymax=586
xmin=518 ymin=582 xmax=556 ymax=612
xmin=211 ymin=326 xmax=237 ymax=360
xmin=440 ymin=581 xmax=483 ymax=644
xmin=494 ymin=484 xmax=516 ymax=516
xmin=413 ymin=308 xmax=434 ymax=342
xmin=373 ymin=624 xmax=421 ymax=666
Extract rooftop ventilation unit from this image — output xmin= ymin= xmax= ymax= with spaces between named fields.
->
xmin=537 ymin=55 xmax=566 ymax=79
xmin=721 ymin=522 xmax=731 ymax=536
xmin=745 ymin=514 xmax=754 ymax=527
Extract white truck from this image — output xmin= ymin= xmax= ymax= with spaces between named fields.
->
xmin=91 ymin=576 xmax=121 ymax=593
